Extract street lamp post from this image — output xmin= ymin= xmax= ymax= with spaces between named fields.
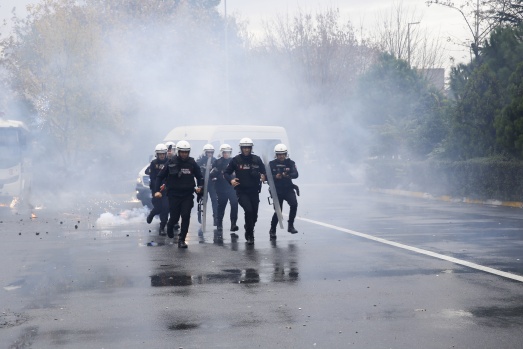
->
xmin=407 ymin=21 xmax=420 ymax=68
xmin=224 ymin=0 xmax=230 ymax=119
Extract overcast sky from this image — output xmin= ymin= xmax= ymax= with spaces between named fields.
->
xmin=0 ymin=0 xmax=472 ymax=68
xmin=221 ymin=0 xmax=472 ymax=67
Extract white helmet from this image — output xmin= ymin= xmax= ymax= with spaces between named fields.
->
xmin=274 ymin=143 xmax=288 ymax=155
xmin=219 ymin=144 xmax=232 ymax=153
xmin=239 ymin=137 xmax=253 ymax=147
xmin=165 ymin=141 xmax=176 ymax=151
xmin=176 ymin=140 xmax=191 ymax=152
xmin=155 ymin=143 xmax=168 ymax=154
xmin=203 ymin=144 xmax=215 ymax=153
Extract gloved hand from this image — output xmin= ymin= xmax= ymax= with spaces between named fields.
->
xmin=195 ymin=187 xmax=203 ymax=203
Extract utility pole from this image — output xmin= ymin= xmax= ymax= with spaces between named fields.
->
xmin=407 ymin=21 xmax=420 ymax=68
xmin=224 ymin=0 xmax=230 ymax=120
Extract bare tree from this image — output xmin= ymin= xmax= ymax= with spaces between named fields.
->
xmin=258 ymin=7 xmax=378 ymax=104
xmin=374 ymin=1 xmax=446 ymax=70
xmin=426 ymin=0 xmax=502 ymax=59
xmin=488 ymin=0 xmax=523 ymax=25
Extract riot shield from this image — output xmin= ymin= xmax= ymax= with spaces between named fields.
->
xmin=262 ymin=154 xmax=284 ymax=229
xmin=201 ymin=156 xmax=212 ymax=232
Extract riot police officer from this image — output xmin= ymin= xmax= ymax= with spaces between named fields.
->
xmin=165 ymin=141 xmax=176 ymax=160
xmin=210 ymin=144 xmax=239 ymax=235
xmin=146 ymin=144 xmax=169 ymax=235
xmin=164 ymin=141 xmax=180 ymax=230
xmin=224 ymin=138 xmax=266 ymax=245
xmin=196 ymin=144 xmax=219 ymax=226
xmin=154 ymin=140 xmax=203 ymax=248
xmin=269 ymin=144 xmax=299 ymax=240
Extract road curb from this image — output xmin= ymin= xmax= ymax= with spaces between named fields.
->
xmin=370 ymin=188 xmax=523 ymax=209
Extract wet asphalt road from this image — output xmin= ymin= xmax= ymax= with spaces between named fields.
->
xmin=2 ymin=184 xmax=523 ymax=348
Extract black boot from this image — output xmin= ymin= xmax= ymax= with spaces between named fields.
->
xmin=159 ymin=224 xmax=166 ymax=236
xmin=230 ymin=219 xmax=239 ymax=232
xmin=269 ymin=227 xmax=277 ymax=240
xmin=178 ymin=240 xmax=188 ymax=248
xmin=167 ymin=226 xmax=175 ymax=239
xmin=146 ymin=212 xmax=154 ymax=224
xmin=288 ymin=221 xmax=298 ymax=234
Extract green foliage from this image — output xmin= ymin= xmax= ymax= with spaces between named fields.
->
xmin=482 ymin=25 xmax=523 ymax=86
xmin=448 ymin=63 xmax=475 ymax=101
xmin=444 ymin=64 xmax=502 ymax=160
xmin=495 ymin=62 xmax=523 ymax=156
xmin=445 ymin=24 xmax=523 ymax=161
xmin=354 ymin=53 xmax=447 ymax=160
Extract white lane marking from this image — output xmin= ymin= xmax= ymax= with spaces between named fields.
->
xmin=296 ymin=216 xmax=523 ymax=283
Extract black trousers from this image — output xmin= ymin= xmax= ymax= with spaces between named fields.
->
xmin=167 ymin=194 xmax=194 ymax=240
xmin=150 ymin=193 xmax=169 ymax=227
xmin=207 ymin=181 xmax=219 ymax=220
xmin=237 ymin=191 xmax=260 ymax=237
xmin=217 ymin=189 xmax=238 ymax=224
xmin=271 ymin=188 xmax=298 ymax=228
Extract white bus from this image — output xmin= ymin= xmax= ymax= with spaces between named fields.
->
xmin=0 ymin=117 xmax=31 ymax=207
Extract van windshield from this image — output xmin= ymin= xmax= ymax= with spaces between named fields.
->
xmin=0 ymin=129 xmax=22 ymax=168
xmin=188 ymin=141 xmax=209 ymax=159
xmin=224 ymin=139 xmax=281 ymax=158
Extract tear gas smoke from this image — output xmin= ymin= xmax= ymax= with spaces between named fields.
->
xmin=1 ymin=2 xmax=377 ymax=213
xmin=96 ymin=207 xmax=149 ymax=227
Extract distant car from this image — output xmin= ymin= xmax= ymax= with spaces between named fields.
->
xmin=135 ymin=164 xmax=152 ymax=208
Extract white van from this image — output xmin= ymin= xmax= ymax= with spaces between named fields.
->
xmin=134 ymin=125 xmax=289 ymax=207
xmin=163 ymin=125 xmax=290 ymax=157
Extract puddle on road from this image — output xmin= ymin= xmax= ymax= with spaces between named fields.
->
xmin=168 ymin=322 xmax=199 ymax=331
xmin=363 ymin=268 xmax=471 ymax=278
xmin=150 ymin=269 xmax=263 ymax=287
xmin=469 ymin=304 xmax=523 ymax=327
xmin=148 ymin=242 xmax=300 ymax=286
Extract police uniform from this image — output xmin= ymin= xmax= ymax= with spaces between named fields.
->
xmin=210 ymin=156 xmax=239 ymax=231
xmin=269 ymin=157 xmax=299 ymax=236
xmin=196 ymin=154 xmax=219 ymax=226
xmin=146 ymin=156 xmax=169 ymax=233
xmin=155 ymin=155 xmax=203 ymax=244
xmin=224 ymin=153 xmax=266 ymax=243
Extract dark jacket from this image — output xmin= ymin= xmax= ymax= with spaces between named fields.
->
xmin=148 ymin=157 xmax=168 ymax=192
xmin=269 ymin=158 xmax=298 ymax=193
xmin=224 ymin=153 xmax=266 ymax=193
xmin=210 ymin=157 xmax=234 ymax=193
xmin=196 ymin=154 xmax=217 ymax=177
xmin=155 ymin=155 xmax=203 ymax=196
